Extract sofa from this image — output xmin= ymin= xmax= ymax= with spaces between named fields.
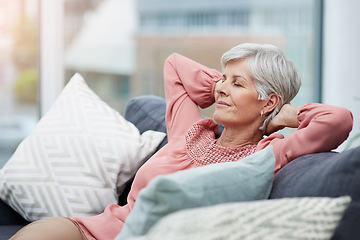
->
xmin=1 ymin=94 xmax=359 ymax=240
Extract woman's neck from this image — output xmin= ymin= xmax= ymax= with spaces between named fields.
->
xmin=216 ymin=127 xmax=263 ymax=148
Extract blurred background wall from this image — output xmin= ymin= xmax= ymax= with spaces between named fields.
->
xmin=323 ymin=0 xmax=360 ymax=149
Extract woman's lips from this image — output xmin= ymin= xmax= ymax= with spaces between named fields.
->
xmin=217 ymin=100 xmax=230 ymax=107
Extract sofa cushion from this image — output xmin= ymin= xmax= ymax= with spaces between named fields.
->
xmin=0 ymin=74 xmax=166 ymax=222
xmin=0 ymin=225 xmax=25 ymax=240
xmin=0 ymin=199 xmax=28 ymax=225
xmin=270 ymin=146 xmax=360 ymax=240
xmin=124 ymin=96 xmax=167 ymax=150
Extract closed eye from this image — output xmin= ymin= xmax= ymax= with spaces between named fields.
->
xmin=233 ymin=80 xmax=244 ymax=87
xmin=221 ymin=75 xmax=245 ymax=87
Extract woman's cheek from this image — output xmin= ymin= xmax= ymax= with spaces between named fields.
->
xmin=214 ymin=91 xmax=218 ymax=100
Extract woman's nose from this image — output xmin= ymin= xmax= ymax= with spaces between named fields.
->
xmin=216 ymin=81 xmax=229 ymax=96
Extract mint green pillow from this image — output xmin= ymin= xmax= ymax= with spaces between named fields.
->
xmin=117 ymin=146 xmax=275 ymax=240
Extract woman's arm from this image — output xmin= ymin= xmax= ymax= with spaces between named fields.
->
xmin=163 ymin=53 xmax=222 ymax=140
xmin=258 ymin=103 xmax=353 ymax=173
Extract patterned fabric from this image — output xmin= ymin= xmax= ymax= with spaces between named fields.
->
xmin=186 ymin=118 xmax=257 ymax=166
xmin=0 ymin=74 xmax=166 ymax=222
xmin=125 ymin=196 xmax=351 ymax=240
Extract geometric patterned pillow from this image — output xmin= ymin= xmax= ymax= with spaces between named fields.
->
xmin=122 ymin=196 xmax=351 ymax=240
xmin=0 ymin=73 xmax=166 ymax=222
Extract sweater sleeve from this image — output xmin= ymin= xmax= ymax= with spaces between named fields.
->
xmin=257 ymin=103 xmax=353 ymax=173
xmin=163 ymin=53 xmax=222 ymax=141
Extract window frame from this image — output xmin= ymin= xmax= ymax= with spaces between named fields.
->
xmin=39 ymin=0 xmax=64 ymax=116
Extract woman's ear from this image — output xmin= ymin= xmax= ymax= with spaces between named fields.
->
xmin=263 ymin=93 xmax=280 ymax=114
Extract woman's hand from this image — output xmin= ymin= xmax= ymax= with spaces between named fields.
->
xmin=265 ymin=104 xmax=301 ymax=135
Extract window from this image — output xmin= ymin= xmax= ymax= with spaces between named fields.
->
xmin=0 ymin=0 xmax=39 ymax=167
xmin=134 ymin=0 xmax=323 ymax=116
xmin=62 ymin=0 xmax=322 ymax=116
xmin=63 ymin=0 xmax=133 ymax=113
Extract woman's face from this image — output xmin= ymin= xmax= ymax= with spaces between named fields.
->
xmin=213 ymin=60 xmax=265 ymax=129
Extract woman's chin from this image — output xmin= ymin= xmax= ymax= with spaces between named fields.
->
xmin=213 ymin=112 xmax=225 ymax=125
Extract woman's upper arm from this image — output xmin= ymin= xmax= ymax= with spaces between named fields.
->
xmin=258 ymin=103 xmax=353 ymax=172
xmin=163 ymin=53 xmax=222 ymax=140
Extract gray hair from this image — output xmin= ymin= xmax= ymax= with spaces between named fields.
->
xmin=221 ymin=43 xmax=301 ymax=134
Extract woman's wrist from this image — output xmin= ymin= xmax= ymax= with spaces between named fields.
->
xmin=265 ymin=104 xmax=300 ymax=135
xmin=281 ymin=104 xmax=301 ymax=128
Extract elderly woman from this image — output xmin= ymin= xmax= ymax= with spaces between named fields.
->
xmin=11 ymin=43 xmax=353 ymax=240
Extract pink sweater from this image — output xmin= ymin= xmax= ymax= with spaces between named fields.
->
xmin=72 ymin=53 xmax=353 ymax=240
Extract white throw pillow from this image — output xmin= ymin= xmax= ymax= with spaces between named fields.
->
xmin=124 ymin=196 xmax=351 ymax=240
xmin=0 ymin=73 xmax=166 ymax=222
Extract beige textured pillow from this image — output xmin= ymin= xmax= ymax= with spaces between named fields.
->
xmin=0 ymin=73 xmax=166 ymax=221
xmin=124 ymin=196 xmax=351 ymax=240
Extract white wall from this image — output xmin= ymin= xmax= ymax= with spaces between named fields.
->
xmin=323 ymin=0 xmax=360 ymax=150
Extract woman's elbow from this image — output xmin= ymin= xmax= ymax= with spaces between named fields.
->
xmin=331 ymin=107 xmax=353 ymax=142
xmin=337 ymin=107 xmax=353 ymax=133
xmin=164 ymin=53 xmax=178 ymax=67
